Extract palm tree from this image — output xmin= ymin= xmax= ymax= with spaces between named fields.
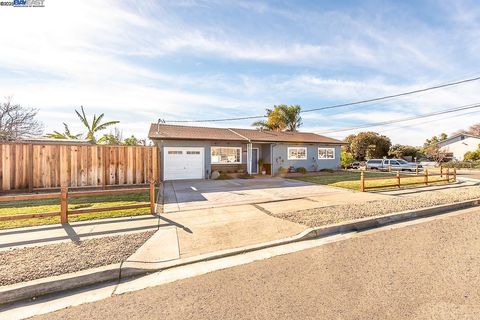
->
xmin=252 ymin=105 xmax=302 ymax=132
xmin=75 ymin=106 xmax=119 ymax=143
xmin=279 ymin=105 xmax=302 ymax=131
xmin=252 ymin=107 xmax=285 ymax=131
xmin=46 ymin=123 xmax=82 ymax=140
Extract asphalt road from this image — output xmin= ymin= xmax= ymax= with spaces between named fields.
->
xmin=34 ymin=208 xmax=480 ymax=320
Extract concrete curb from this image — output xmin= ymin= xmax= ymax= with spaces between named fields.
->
xmin=2 ymin=198 xmax=480 ymax=305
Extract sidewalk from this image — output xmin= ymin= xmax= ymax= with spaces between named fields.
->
xmin=0 ymin=216 xmax=160 ymax=251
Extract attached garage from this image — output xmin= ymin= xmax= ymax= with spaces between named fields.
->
xmin=163 ymin=147 xmax=204 ymax=180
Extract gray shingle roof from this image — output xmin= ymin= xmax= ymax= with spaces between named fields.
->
xmin=149 ymin=124 xmax=346 ymax=144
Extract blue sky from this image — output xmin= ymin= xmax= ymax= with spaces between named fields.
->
xmin=1 ymin=0 xmax=480 ymax=145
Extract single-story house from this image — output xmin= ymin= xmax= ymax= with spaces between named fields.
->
xmin=438 ymin=133 xmax=480 ymax=161
xmin=148 ymin=124 xmax=346 ymax=181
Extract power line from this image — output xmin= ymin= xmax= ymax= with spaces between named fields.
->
xmin=377 ymin=109 xmax=480 ymax=134
xmin=316 ymin=103 xmax=480 ymax=134
xmin=165 ymin=75 xmax=480 ymax=123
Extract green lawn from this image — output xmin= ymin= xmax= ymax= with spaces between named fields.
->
xmin=291 ymin=170 xmax=449 ymax=191
xmin=0 ymin=192 xmax=152 ymax=230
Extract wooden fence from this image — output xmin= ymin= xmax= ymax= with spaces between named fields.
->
xmin=0 ymin=142 xmax=159 ymax=192
xmin=0 ymin=181 xmax=156 ymax=224
xmin=360 ymin=168 xmax=457 ymax=192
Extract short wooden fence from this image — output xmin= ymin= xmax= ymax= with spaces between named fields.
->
xmin=360 ymin=168 xmax=456 ymax=192
xmin=0 ymin=181 xmax=157 ymax=224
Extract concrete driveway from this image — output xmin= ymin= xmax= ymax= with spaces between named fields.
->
xmin=162 ymin=178 xmax=347 ymax=213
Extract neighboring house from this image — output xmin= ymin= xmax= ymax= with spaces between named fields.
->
xmin=149 ymin=124 xmax=346 ymax=181
xmin=438 ymin=133 xmax=480 ymax=161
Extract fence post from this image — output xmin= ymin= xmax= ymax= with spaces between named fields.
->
xmin=453 ymin=167 xmax=457 ymax=182
xmin=150 ymin=180 xmax=156 ymax=214
xmin=440 ymin=165 xmax=443 ymax=178
xmin=415 ymin=163 xmax=419 ymax=176
xmin=60 ymin=186 xmax=68 ymax=224
xmin=396 ymin=171 xmax=400 ymax=188
xmin=28 ymin=143 xmax=34 ymax=193
xmin=424 ymin=169 xmax=428 ymax=186
xmin=102 ymin=147 xmax=108 ymax=190
xmin=446 ymin=168 xmax=450 ymax=182
xmin=360 ymin=171 xmax=365 ymax=192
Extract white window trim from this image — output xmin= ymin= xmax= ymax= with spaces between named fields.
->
xmin=287 ymin=147 xmax=307 ymax=160
xmin=211 ymin=147 xmax=242 ymax=164
xmin=318 ymin=147 xmax=335 ymax=160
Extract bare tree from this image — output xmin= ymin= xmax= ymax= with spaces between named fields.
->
xmin=0 ymin=97 xmax=43 ymax=141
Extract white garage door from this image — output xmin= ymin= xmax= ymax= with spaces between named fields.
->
xmin=164 ymin=147 xmax=204 ymax=180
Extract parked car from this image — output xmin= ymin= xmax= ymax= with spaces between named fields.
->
xmin=366 ymin=159 xmax=422 ymax=172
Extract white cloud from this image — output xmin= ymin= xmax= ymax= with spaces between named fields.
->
xmin=1 ymin=0 xmax=480 ymax=145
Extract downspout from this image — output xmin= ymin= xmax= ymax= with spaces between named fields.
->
xmin=228 ymin=129 xmax=252 ymax=174
xmin=271 ymin=143 xmax=274 ymax=176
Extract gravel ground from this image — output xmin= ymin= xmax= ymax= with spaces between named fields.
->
xmin=0 ymin=231 xmax=154 ymax=286
xmin=33 ymin=207 xmax=480 ymax=320
xmin=274 ymin=185 xmax=480 ymax=227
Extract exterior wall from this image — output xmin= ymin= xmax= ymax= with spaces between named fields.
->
xmin=154 ymin=139 xmax=342 ymax=179
xmin=154 ymin=139 xmax=247 ymax=180
xmin=271 ymin=143 xmax=341 ymax=174
xmin=211 ymin=163 xmax=247 ymax=173
xmin=439 ymin=136 xmax=480 ymax=160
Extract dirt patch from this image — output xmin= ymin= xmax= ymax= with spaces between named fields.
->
xmin=0 ymin=231 xmax=154 ymax=287
xmin=273 ymin=185 xmax=480 ymax=227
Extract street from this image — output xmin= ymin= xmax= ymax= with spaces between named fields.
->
xmin=33 ymin=207 xmax=480 ymax=320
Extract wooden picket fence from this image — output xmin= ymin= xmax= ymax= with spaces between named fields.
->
xmin=0 ymin=181 xmax=156 ymax=224
xmin=0 ymin=142 xmax=159 ymax=192
xmin=360 ymin=168 xmax=457 ymax=192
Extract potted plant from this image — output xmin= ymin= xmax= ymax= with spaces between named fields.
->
xmin=258 ymin=159 xmax=266 ymax=175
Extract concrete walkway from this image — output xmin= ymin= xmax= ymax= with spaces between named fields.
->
xmin=162 ymin=204 xmax=305 ymax=258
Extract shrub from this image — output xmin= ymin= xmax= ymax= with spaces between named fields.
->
xmin=278 ymin=166 xmax=288 ymax=174
xmin=295 ymin=167 xmax=307 ymax=174
xmin=340 ymin=151 xmax=354 ymax=169
xmin=319 ymin=168 xmax=335 ymax=173
xmin=216 ymin=171 xmax=233 ymax=180
xmin=441 ymin=161 xmax=480 ymax=169
xmin=464 ymin=151 xmax=480 ymax=161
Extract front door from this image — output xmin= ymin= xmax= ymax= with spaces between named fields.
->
xmin=251 ymin=148 xmax=259 ymax=174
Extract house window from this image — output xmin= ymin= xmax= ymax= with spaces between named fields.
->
xmin=211 ymin=147 xmax=242 ymax=164
xmin=318 ymin=147 xmax=335 ymax=159
xmin=288 ymin=147 xmax=307 ymax=160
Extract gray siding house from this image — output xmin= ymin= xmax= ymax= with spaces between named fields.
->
xmin=149 ymin=124 xmax=345 ymax=181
